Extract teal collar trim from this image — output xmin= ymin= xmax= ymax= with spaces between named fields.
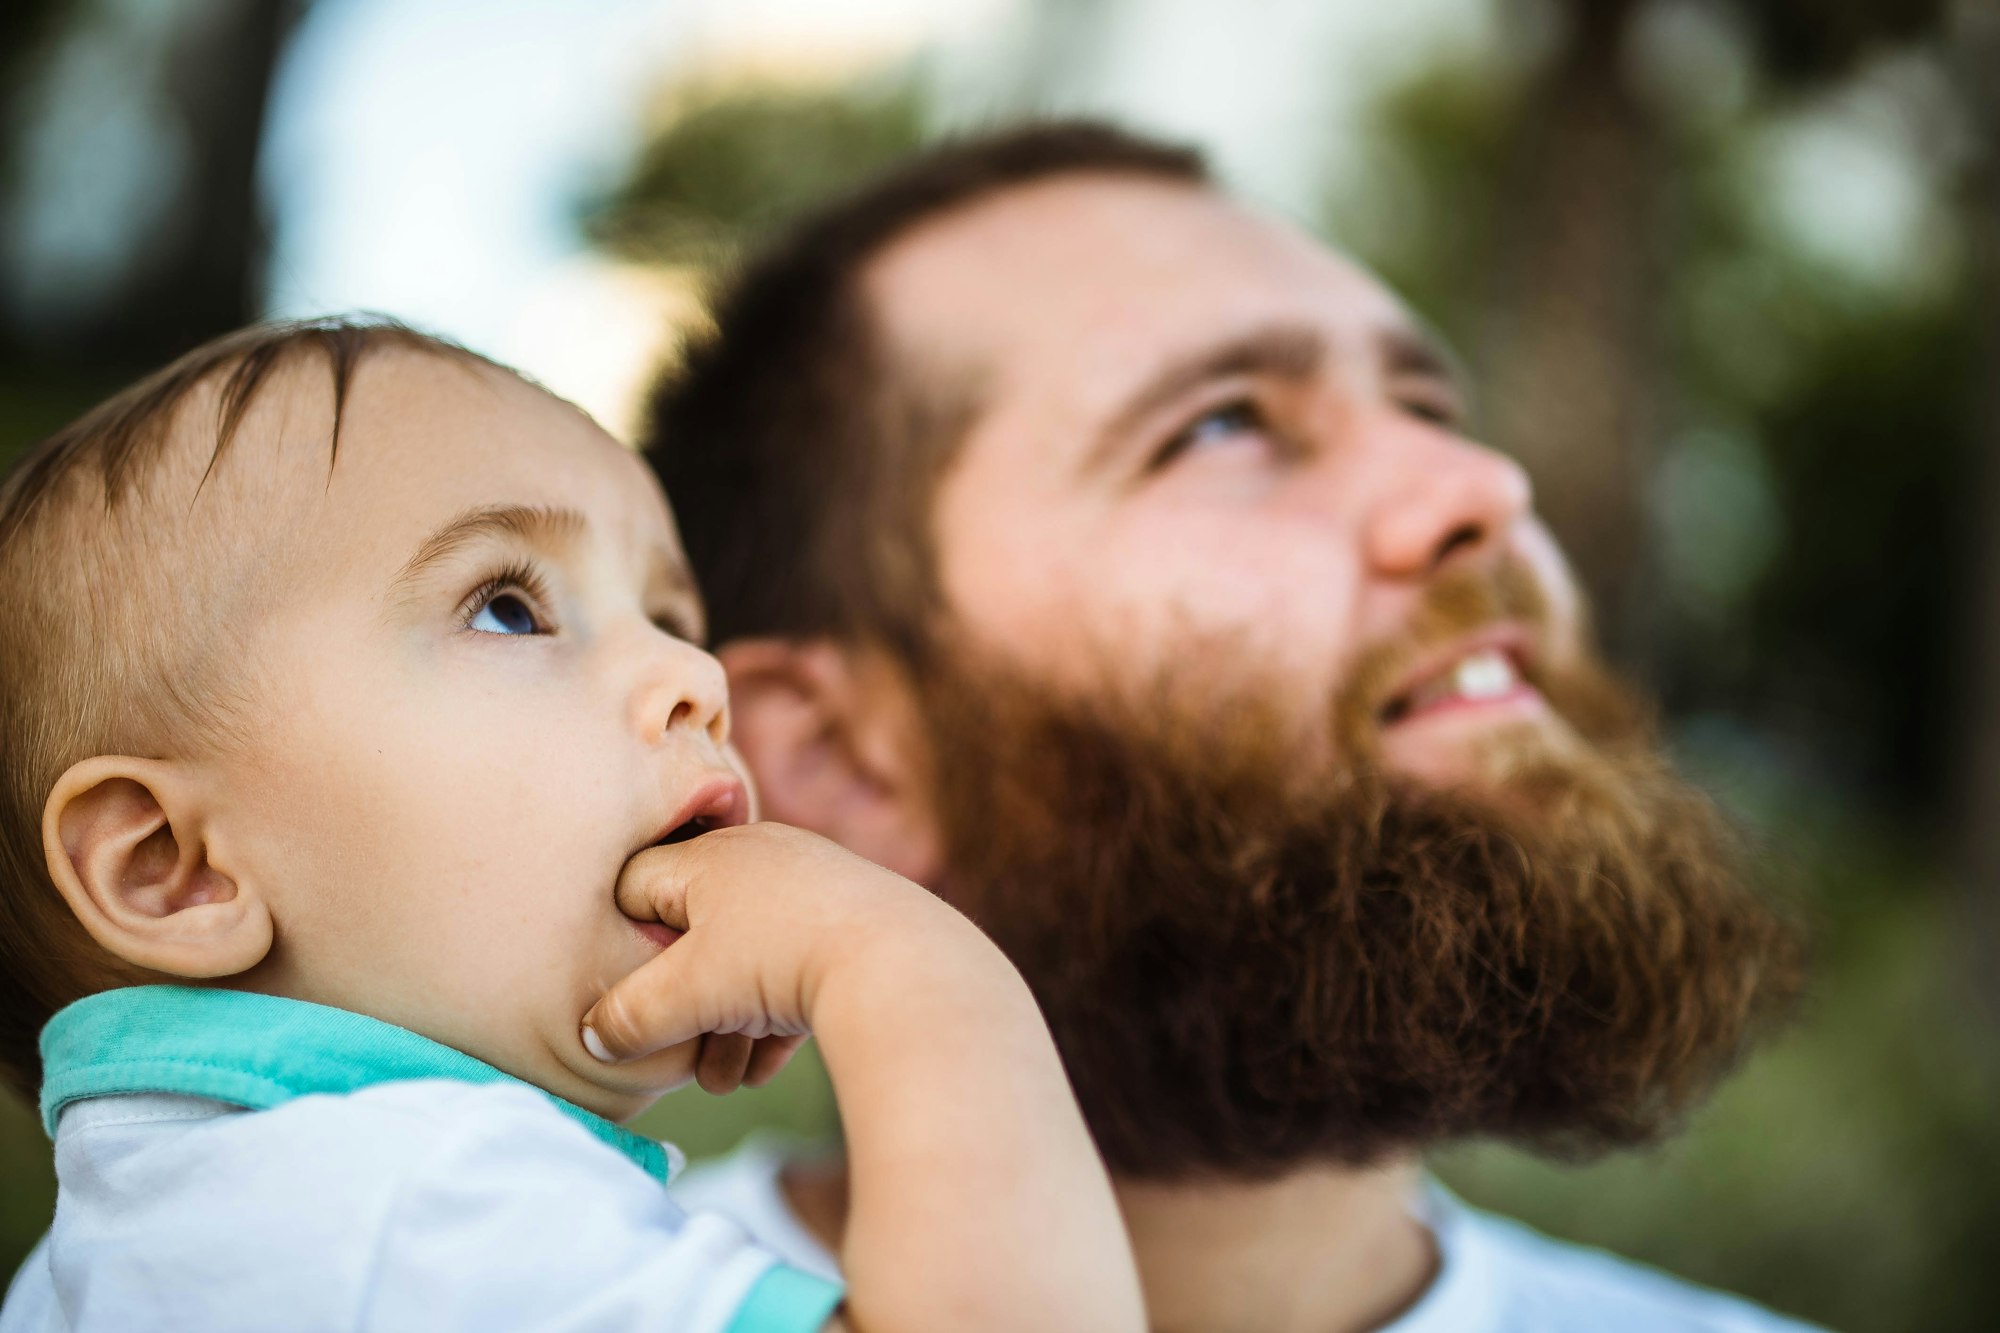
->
xmin=39 ymin=985 xmax=672 ymax=1183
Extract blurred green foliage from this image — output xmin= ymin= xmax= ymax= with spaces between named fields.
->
xmin=631 ymin=1044 xmax=838 ymax=1161
xmin=584 ymin=77 xmax=926 ymax=269
xmin=1439 ymin=811 xmax=2000 ymax=1333
xmin=0 ymin=1094 xmax=55 ymax=1274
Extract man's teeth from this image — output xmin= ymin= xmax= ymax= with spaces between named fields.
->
xmin=1404 ymin=647 xmax=1521 ymax=713
xmin=1453 ymin=648 xmax=1519 ymax=701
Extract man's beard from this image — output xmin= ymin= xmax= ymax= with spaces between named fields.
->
xmin=912 ymin=562 xmax=1806 ymax=1181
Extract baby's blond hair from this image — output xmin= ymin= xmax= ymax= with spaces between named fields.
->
xmin=0 ymin=318 xmax=479 ymax=1095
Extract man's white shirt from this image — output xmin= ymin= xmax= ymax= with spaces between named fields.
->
xmin=670 ymin=1137 xmax=1831 ymax=1333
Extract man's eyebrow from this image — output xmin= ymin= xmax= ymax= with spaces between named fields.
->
xmin=392 ymin=503 xmax=586 ymax=593
xmin=1088 ymin=323 xmax=1326 ymax=471
xmin=1380 ymin=323 xmax=1470 ymax=394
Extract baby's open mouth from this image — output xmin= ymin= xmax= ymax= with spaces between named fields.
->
xmin=624 ymin=776 xmax=750 ymax=948
xmin=652 ymin=814 xmax=720 ymax=846
xmin=639 ymin=774 xmax=751 ymax=855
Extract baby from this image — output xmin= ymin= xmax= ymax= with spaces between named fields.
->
xmin=0 ymin=320 xmax=1143 ymax=1333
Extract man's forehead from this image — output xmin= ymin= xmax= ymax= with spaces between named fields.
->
xmin=860 ymin=173 xmax=1416 ymax=404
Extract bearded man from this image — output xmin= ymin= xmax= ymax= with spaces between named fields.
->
xmin=635 ymin=122 xmax=1815 ymax=1332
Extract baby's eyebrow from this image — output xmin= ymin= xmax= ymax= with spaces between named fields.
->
xmin=391 ymin=503 xmax=586 ymax=595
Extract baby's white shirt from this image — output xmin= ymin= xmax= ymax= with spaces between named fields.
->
xmin=3 ymin=1083 xmax=841 ymax=1332
xmin=0 ymin=987 xmax=842 ymax=1333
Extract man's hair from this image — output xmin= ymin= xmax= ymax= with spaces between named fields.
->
xmin=643 ymin=120 xmax=1210 ymax=656
xmin=0 ymin=317 xmax=475 ymax=1096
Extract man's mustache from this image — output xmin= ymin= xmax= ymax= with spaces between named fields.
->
xmin=1331 ymin=555 xmax=1559 ymax=764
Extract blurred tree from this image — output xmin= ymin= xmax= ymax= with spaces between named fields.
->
xmin=585 ymin=77 xmax=926 ymax=270
xmin=0 ymin=0 xmax=87 ymax=458
xmin=0 ymin=0 xmax=307 ymax=1276
xmin=0 ymin=0 xmax=303 ymax=377
xmin=1732 ymin=0 xmax=1953 ymax=79
xmin=1479 ymin=0 xmax=1946 ymax=668
xmin=1945 ymin=0 xmax=2000 ymax=1023
xmin=0 ymin=1 xmax=74 ymax=141
xmin=1479 ymin=0 xmax=1665 ymax=663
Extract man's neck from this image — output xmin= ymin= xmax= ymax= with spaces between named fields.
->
xmin=781 ymin=1153 xmax=1436 ymax=1333
xmin=1116 ymin=1159 xmax=1436 ymax=1333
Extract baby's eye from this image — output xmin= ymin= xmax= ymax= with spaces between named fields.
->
xmin=469 ymin=591 xmax=542 ymax=636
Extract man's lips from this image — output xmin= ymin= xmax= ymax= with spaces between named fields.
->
xmin=1377 ymin=628 xmax=1542 ymax=729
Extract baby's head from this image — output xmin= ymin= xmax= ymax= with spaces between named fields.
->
xmin=0 ymin=319 xmax=749 ymax=1118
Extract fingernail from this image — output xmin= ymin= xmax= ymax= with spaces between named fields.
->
xmin=582 ymin=1025 xmax=614 ymax=1063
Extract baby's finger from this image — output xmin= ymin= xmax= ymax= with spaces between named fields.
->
xmin=743 ymin=1034 xmax=807 ymax=1088
xmin=696 ymin=1032 xmax=755 ymax=1095
xmin=612 ymin=843 xmax=701 ymax=931
xmin=582 ymin=946 xmax=705 ymax=1063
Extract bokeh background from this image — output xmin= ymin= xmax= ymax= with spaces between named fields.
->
xmin=4 ymin=1 xmax=1998 ymax=1327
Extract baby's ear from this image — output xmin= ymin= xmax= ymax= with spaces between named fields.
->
xmin=42 ymin=757 xmax=271 ymax=978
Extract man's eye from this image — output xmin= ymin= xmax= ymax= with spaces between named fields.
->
xmin=1151 ymin=399 xmax=1269 ymax=469
xmin=469 ymin=591 xmax=543 ymax=636
xmin=1399 ymin=392 xmax=1461 ymax=429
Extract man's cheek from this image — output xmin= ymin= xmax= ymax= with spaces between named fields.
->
xmin=1512 ymin=521 xmax=1586 ymax=658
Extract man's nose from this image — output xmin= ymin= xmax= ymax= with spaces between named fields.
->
xmin=1361 ymin=424 xmax=1534 ymax=579
xmin=631 ymin=633 xmax=731 ymax=749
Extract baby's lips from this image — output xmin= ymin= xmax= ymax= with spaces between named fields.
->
xmin=640 ymin=773 xmax=752 ymax=853
xmin=631 ymin=920 xmax=684 ymax=951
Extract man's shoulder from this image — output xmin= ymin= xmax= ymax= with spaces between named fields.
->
xmin=1420 ymin=1193 xmax=1828 ymax=1333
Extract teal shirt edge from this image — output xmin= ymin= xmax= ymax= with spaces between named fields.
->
xmin=725 ymin=1264 xmax=845 ymax=1333
xmin=38 ymin=984 xmax=672 ymax=1183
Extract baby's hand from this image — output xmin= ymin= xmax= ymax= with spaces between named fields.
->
xmin=579 ymin=822 xmax=989 ymax=1092
xmin=586 ymin=823 xmax=1144 ymax=1333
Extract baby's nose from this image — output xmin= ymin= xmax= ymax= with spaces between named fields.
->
xmin=633 ymin=637 xmax=730 ymax=749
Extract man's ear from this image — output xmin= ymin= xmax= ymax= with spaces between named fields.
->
xmin=721 ymin=638 xmax=943 ymax=885
xmin=42 ymin=756 xmax=271 ymax=978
